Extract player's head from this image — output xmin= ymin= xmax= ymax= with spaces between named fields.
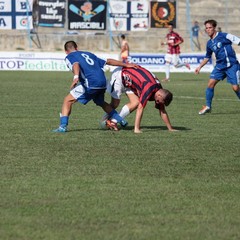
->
xmin=121 ymin=34 xmax=126 ymax=40
xmin=204 ymin=19 xmax=217 ymax=28
xmin=155 ymin=89 xmax=173 ymax=107
xmin=167 ymin=23 xmax=174 ymax=32
xmin=64 ymin=41 xmax=78 ymax=53
xmin=204 ymin=19 xmax=217 ymax=38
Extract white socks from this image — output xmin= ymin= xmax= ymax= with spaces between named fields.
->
xmin=165 ymin=63 xmax=170 ymax=79
xmin=119 ymin=105 xmax=130 ymax=119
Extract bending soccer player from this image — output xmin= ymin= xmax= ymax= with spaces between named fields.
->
xmin=52 ymin=40 xmax=138 ymax=132
xmin=104 ymin=66 xmax=178 ymax=133
xmin=195 ymin=19 xmax=240 ymax=115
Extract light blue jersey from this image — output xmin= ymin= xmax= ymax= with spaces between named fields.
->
xmin=205 ymin=32 xmax=240 ymax=70
xmin=65 ymin=51 xmax=107 ymax=89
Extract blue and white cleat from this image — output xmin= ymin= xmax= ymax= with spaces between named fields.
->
xmin=52 ymin=126 xmax=67 ymax=133
xmin=120 ymin=119 xmax=128 ymax=128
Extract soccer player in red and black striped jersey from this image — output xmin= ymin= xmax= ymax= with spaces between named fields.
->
xmin=161 ymin=23 xmax=190 ymax=81
xmin=105 ymin=66 xmax=178 ymax=133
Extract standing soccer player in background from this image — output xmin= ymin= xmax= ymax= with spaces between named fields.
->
xmin=161 ymin=23 xmax=190 ymax=82
xmin=195 ymin=19 xmax=240 ymax=115
xmin=120 ymin=34 xmax=130 ymax=63
xmin=191 ymin=20 xmax=201 ymax=51
xmin=52 ymin=41 xmax=138 ymax=132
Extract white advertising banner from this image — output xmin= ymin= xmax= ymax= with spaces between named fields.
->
xmin=129 ymin=53 xmax=215 ymax=72
xmin=0 ymin=52 xmax=67 ymax=71
xmin=0 ymin=0 xmax=33 ymax=30
xmin=0 ymin=52 xmax=119 ymax=71
xmin=1 ymin=51 xmax=237 ymax=72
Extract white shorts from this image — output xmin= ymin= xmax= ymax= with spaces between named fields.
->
xmin=70 ymin=84 xmax=85 ymax=99
xmin=107 ymin=67 xmax=133 ymax=99
xmin=164 ymin=54 xmax=180 ymax=66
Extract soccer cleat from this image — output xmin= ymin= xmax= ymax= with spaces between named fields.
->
xmin=120 ymin=119 xmax=128 ymax=128
xmin=52 ymin=126 xmax=67 ymax=133
xmin=186 ymin=63 xmax=191 ymax=70
xmin=199 ymin=105 xmax=211 ymax=115
xmin=106 ymin=120 xmax=119 ymax=131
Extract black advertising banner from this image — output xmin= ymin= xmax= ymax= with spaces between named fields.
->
xmin=38 ymin=0 xmax=65 ymax=28
xmin=68 ymin=1 xmax=107 ymax=30
xmin=150 ymin=1 xmax=176 ymax=28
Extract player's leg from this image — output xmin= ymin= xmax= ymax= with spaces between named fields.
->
xmin=232 ymin=85 xmax=240 ymax=99
xmin=226 ymin=63 xmax=240 ymax=99
xmin=199 ymin=68 xmax=224 ymax=115
xmin=119 ymin=92 xmax=139 ymax=118
xmin=101 ymin=101 xmax=128 ymax=130
xmin=94 ymin=89 xmax=127 ymax=130
xmin=163 ymin=54 xmax=172 ymax=81
xmin=101 ymin=69 xmax=129 ymax=129
xmin=52 ymin=84 xmax=86 ymax=132
xmin=174 ymin=54 xmax=190 ymax=70
xmin=199 ymin=79 xmax=219 ymax=115
xmin=52 ymin=94 xmax=77 ymax=132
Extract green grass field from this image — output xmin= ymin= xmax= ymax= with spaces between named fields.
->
xmin=1 ymin=70 xmax=240 ymax=240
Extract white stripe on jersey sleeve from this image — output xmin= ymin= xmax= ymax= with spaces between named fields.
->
xmin=65 ymin=58 xmax=72 ymax=71
xmin=226 ymin=33 xmax=240 ymax=45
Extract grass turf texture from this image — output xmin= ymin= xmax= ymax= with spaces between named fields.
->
xmin=1 ymin=71 xmax=240 ymax=240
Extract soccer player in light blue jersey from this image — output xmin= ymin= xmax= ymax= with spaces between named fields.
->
xmin=52 ymin=40 xmax=138 ymax=132
xmin=195 ymin=19 xmax=240 ymax=115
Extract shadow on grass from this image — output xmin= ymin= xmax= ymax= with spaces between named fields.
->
xmin=141 ymin=126 xmax=191 ymax=131
xmin=68 ymin=125 xmax=191 ymax=132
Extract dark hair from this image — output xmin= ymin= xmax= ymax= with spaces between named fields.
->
xmin=204 ymin=19 xmax=217 ymax=28
xmin=121 ymin=34 xmax=125 ymax=39
xmin=64 ymin=41 xmax=78 ymax=51
xmin=162 ymin=89 xmax=173 ymax=106
xmin=168 ymin=23 xmax=173 ymax=27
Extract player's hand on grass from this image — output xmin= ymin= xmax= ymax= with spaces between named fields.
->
xmin=134 ymin=128 xmax=142 ymax=134
xmin=169 ymin=128 xmax=179 ymax=132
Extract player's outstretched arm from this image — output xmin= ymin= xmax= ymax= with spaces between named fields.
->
xmin=134 ymin=103 xmax=144 ymax=133
xmin=106 ymin=59 xmax=138 ymax=68
xmin=159 ymin=107 xmax=178 ymax=132
xmin=70 ymin=63 xmax=80 ymax=89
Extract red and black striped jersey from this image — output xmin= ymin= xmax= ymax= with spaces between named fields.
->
xmin=122 ymin=66 xmax=162 ymax=107
xmin=166 ymin=31 xmax=183 ymax=54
